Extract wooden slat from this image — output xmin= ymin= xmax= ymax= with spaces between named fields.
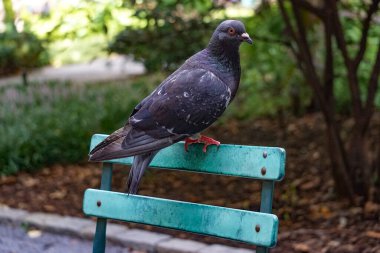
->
xmin=83 ymin=189 xmax=279 ymax=247
xmin=90 ymin=134 xmax=285 ymax=181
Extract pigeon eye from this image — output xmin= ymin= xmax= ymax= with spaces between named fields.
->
xmin=227 ymin=27 xmax=236 ymax=36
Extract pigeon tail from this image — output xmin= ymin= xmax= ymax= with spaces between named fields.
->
xmin=89 ymin=124 xmax=179 ymax=162
xmin=127 ymin=152 xmax=158 ymax=194
xmin=89 ymin=125 xmax=132 ymax=161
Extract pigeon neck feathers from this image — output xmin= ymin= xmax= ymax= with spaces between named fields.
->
xmin=206 ymin=36 xmax=240 ymax=68
xmin=204 ymin=20 xmax=246 ymax=93
xmin=204 ymin=38 xmax=241 ymax=100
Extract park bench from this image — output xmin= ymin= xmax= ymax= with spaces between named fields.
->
xmin=83 ymin=134 xmax=286 ymax=253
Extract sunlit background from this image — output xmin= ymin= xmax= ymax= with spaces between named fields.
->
xmin=0 ymin=1 xmax=379 ymax=252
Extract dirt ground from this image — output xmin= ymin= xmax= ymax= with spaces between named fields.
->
xmin=1 ymin=113 xmax=379 ymax=253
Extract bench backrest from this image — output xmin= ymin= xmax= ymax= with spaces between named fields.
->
xmin=83 ymin=134 xmax=286 ymax=252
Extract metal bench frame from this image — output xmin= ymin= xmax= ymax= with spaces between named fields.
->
xmin=83 ymin=134 xmax=286 ymax=253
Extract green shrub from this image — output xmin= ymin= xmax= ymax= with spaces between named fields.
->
xmin=0 ymin=75 xmax=163 ymax=175
xmin=109 ymin=1 xmax=224 ymax=72
xmin=0 ymin=30 xmax=49 ymax=76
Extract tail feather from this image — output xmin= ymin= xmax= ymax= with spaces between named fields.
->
xmin=127 ymin=152 xmax=157 ymax=194
xmin=89 ymin=126 xmax=130 ymax=155
xmin=89 ymin=135 xmax=175 ymax=161
xmin=88 ymin=124 xmax=183 ymax=162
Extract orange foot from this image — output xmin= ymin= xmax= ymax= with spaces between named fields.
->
xmin=184 ymin=135 xmax=221 ymax=153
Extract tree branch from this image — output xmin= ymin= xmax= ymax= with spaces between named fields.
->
xmin=331 ymin=0 xmax=362 ymax=118
xmin=291 ymin=0 xmax=324 ymax=19
xmin=278 ymin=0 xmax=355 ymax=201
xmin=279 ymin=0 xmax=327 ymax=112
xmin=362 ymin=43 xmax=380 ymax=132
xmin=353 ymin=0 xmax=380 ymax=70
xmin=323 ymin=1 xmax=334 ymax=109
xmin=331 ymin=1 xmax=351 ymax=68
xmin=278 ymin=1 xmax=299 ymax=45
xmin=277 ymin=1 xmax=306 ymax=71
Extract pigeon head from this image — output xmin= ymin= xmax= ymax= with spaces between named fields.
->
xmin=208 ymin=20 xmax=253 ymax=51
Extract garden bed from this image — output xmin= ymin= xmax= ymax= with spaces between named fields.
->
xmin=1 ymin=113 xmax=379 ymax=252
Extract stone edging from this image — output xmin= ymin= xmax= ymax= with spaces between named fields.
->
xmin=0 ymin=205 xmax=255 ymax=253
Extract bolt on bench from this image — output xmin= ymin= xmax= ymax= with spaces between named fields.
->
xmin=83 ymin=134 xmax=286 ymax=253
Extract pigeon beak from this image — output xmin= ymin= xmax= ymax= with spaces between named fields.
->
xmin=241 ymin=33 xmax=253 ymax=44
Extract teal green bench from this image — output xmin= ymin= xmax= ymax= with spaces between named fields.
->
xmin=83 ymin=134 xmax=286 ymax=253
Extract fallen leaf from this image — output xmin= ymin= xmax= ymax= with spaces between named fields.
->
xmin=320 ymin=206 xmax=332 ymax=219
xmin=293 ymin=242 xmax=310 ymax=252
xmin=300 ymin=178 xmax=321 ymax=190
xmin=22 ymin=178 xmax=38 ymax=187
xmin=364 ymin=201 xmax=380 ymax=214
xmin=49 ymin=190 xmax=67 ymax=199
xmin=43 ymin=204 xmax=56 ymax=212
xmin=366 ymin=231 xmax=380 ymax=240
xmin=0 ymin=176 xmax=17 ymax=185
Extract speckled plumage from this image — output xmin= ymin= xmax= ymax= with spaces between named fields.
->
xmin=89 ymin=20 xmax=252 ymax=193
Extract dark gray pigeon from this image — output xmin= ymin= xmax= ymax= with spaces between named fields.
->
xmin=89 ymin=20 xmax=252 ymax=194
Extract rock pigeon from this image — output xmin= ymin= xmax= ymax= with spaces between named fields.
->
xmin=89 ymin=20 xmax=252 ymax=194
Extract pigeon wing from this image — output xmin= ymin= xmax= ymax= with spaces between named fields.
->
xmin=90 ymin=67 xmax=231 ymax=161
xmin=129 ymin=67 xmax=232 ymax=138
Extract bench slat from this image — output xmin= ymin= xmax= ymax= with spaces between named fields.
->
xmin=90 ymin=134 xmax=285 ymax=181
xmin=83 ymin=189 xmax=278 ymax=247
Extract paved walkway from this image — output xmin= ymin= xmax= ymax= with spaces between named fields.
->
xmin=0 ymin=222 xmax=131 ymax=253
xmin=0 ymin=55 xmax=145 ymax=87
xmin=0 ymin=206 xmax=255 ymax=253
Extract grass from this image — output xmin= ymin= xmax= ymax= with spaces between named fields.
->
xmin=0 ymin=74 xmax=164 ymax=175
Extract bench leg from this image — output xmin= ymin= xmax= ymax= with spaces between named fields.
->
xmin=92 ymin=163 xmax=113 ymax=253
xmin=256 ymin=246 xmax=269 ymax=253
xmin=93 ymin=218 xmax=108 ymax=253
xmin=256 ymin=180 xmax=275 ymax=253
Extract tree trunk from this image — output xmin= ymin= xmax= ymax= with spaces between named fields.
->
xmin=277 ymin=0 xmax=380 ymax=203
xmin=2 ymin=0 xmax=16 ymax=31
xmin=376 ymin=134 xmax=380 ymax=202
xmin=325 ymin=121 xmax=355 ymax=200
xmin=348 ymin=125 xmax=370 ymax=199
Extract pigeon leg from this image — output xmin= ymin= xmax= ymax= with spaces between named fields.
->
xmin=184 ymin=135 xmax=220 ymax=152
xmin=184 ymin=137 xmax=199 ymax=152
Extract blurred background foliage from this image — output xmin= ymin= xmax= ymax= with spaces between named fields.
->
xmin=109 ymin=0 xmax=224 ymax=72
xmin=20 ymin=0 xmax=131 ymax=66
xmin=0 ymin=30 xmax=49 ymax=76
xmin=0 ymin=0 xmax=379 ymax=177
xmin=0 ymin=75 xmax=161 ymax=174
xmin=0 ymin=0 xmax=48 ymax=75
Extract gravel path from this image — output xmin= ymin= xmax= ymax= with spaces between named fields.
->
xmin=0 ymin=222 xmax=131 ymax=253
xmin=0 ymin=55 xmax=145 ymax=87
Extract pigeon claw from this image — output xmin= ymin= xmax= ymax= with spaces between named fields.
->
xmin=184 ymin=135 xmax=220 ymax=153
